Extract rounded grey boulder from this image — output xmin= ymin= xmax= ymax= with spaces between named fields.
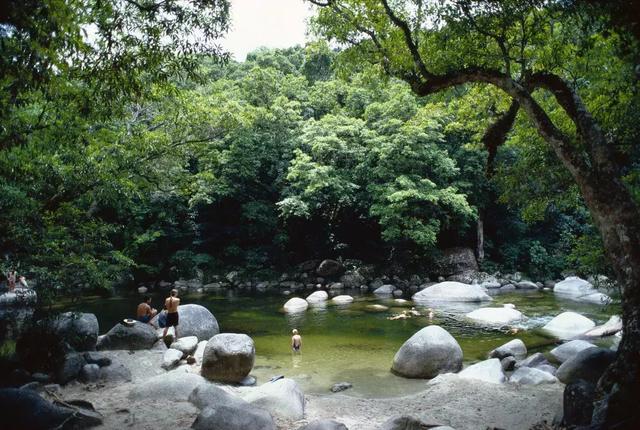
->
xmin=151 ymin=304 xmax=219 ymax=341
xmin=391 ymin=325 xmax=463 ymax=378
xmin=96 ymin=321 xmax=157 ymax=350
xmin=192 ymin=405 xmax=275 ymax=430
xmin=201 ymin=333 xmax=255 ymax=382
xmin=556 ymin=347 xmax=616 ymax=384
xmin=52 ymin=312 xmax=99 ymax=351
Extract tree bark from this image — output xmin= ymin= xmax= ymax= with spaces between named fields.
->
xmin=476 ymin=214 xmax=485 ymax=262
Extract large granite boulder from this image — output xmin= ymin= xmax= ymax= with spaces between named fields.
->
xmin=391 ymin=325 xmax=463 ymax=378
xmin=489 ymin=339 xmax=527 ymax=360
xmin=0 ymin=288 xmax=37 ymax=340
xmin=96 ymin=321 xmax=157 ymax=350
xmin=306 ymin=290 xmax=328 ymax=304
xmin=162 ymin=348 xmax=184 ymax=370
xmin=241 ymin=378 xmax=305 ymax=420
xmin=563 ymin=380 xmax=596 ymax=427
xmin=129 ymin=369 xmax=206 ymax=401
xmin=201 ymin=333 xmax=255 ymax=382
xmin=437 ymin=247 xmax=479 ymax=276
xmin=510 ymin=367 xmax=558 ymax=385
xmin=52 ymin=312 xmax=99 ymax=351
xmin=283 ymin=297 xmax=309 ymax=313
xmin=466 ymin=305 xmax=524 ymax=325
xmin=98 ymin=361 xmax=132 ymax=383
xmin=300 ymin=419 xmax=349 ymax=430
xmin=458 ymin=358 xmax=505 ymax=384
xmin=584 ymin=315 xmax=622 ymax=337
xmin=0 ymin=388 xmax=102 ymax=430
xmin=332 ymin=295 xmax=354 ymax=304
xmin=556 ymin=347 xmax=616 ymax=384
xmin=55 ymin=352 xmax=85 ymax=384
xmin=189 ymin=383 xmax=248 ymax=410
xmin=554 ymin=276 xmax=611 ymax=304
xmin=192 ymin=405 xmax=275 ymax=430
xmin=340 ymin=270 xmax=365 ymax=288
xmin=413 ymin=281 xmax=491 ymax=303
xmin=316 ymin=259 xmax=344 ymax=277
xmin=542 ymin=312 xmax=596 ymax=339
xmin=150 ymin=304 xmax=219 ymax=341
xmin=170 ymin=336 xmax=198 ymax=356
xmin=550 ymin=340 xmax=597 ymax=363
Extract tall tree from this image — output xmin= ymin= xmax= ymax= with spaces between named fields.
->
xmin=308 ymin=0 xmax=640 ymax=427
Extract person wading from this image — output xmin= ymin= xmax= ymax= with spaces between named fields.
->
xmin=291 ymin=329 xmax=302 ymax=353
xmin=163 ymin=289 xmax=180 ymax=340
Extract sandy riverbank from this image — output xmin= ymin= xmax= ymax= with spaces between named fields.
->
xmin=53 ymin=350 xmax=563 ymax=430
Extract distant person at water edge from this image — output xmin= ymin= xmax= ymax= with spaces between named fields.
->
xmin=163 ymin=289 xmax=180 ymax=339
xmin=291 ymin=329 xmax=302 ymax=352
xmin=6 ymin=270 xmax=16 ymax=292
xmin=18 ymin=275 xmax=28 ymax=288
xmin=136 ymin=296 xmax=157 ymax=323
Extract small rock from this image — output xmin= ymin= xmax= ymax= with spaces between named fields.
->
xmin=550 ymin=340 xmax=597 ymax=363
xmin=510 ymin=367 xmax=558 ymax=385
xmin=458 ymin=358 xmax=505 ymax=384
xmin=380 ymin=415 xmax=442 ymax=430
xmin=516 ymin=352 xmax=550 ymax=369
xmin=332 ymin=295 xmax=354 ymax=304
xmin=330 ymin=382 xmax=352 ymax=393
xmin=170 ymin=336 xmax=199 ymax=356
xmin=501 ymin=356 xmax=516 ymax=371
xmin=80 ymin=364 xmax=101 ymax=383
xmin=162 ymin=348 xmax=184 ymax=370
xmin=489 ymin=339 xmax=527 ymax=360
xmin=83 ymin=351 xmax=112 ymax=367
xmin=283 ymin=298 xmax=309 ymax=313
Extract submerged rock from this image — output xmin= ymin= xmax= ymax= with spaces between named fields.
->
xmin=306 ymin=290 xmax=328 ymax=304
xmin=466 ymin=305 xmax=524 ymax=325
xmin=392 ymin=325 xmax=463 ymax=379
xmin=332 ymin=295 xmax=354 ymax=304
xmin=330 ymin=382 xmax=353 ymax=393
xmin=201 ymin=333 xmax=255 ymax=383
xmin=458 ymin=358 xmax=505 ymax=384
xmin=554 ymin=276 xmax=611 ymax=304
xmin=542 ymin=311 xmax=596 ymax=339
xmin=412 ymin=281 xmax=492 ymax=303
xmin=283 ymin=297 xmax=309 ymax=313
xmin=380 ymin=415 xmax=442 ymax=430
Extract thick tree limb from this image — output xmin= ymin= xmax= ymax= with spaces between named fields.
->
xmin=482 ymin=100 xmax=520 ymax=175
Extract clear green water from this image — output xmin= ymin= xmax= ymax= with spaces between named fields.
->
xmin=59 ymin=289 xmax=618 ymax=397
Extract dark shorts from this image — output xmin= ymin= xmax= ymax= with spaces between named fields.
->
xmin=138 ymin=315 xmax=151 ymax=323
xmin=292 ymin=344 xmax=300 ymax=352
xmin=167 ymin=312 xmax=179 ymax=327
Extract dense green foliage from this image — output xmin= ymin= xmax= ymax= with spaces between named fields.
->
xmin=1 ymin=1 xmax=638 ymax=295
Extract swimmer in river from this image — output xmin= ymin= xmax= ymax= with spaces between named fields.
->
xmin=427 ymin=308 xmax=434 ymax=320
xmin=291 ymin=329 xmax=302 ymax=353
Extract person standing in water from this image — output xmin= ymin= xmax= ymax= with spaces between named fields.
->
xmin=163 ymin=289 xmax=180 ymax=339
xmin=291 ymin=329 xmax=302 ymax=352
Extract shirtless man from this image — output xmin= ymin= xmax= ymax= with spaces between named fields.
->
xmin=7 ymin=270 xmax=16 ymax=292
xmin=136 ymin=296 xmax=157 ymax=323
xmin=291 ymin=329 xmax=302 ymax=353
xmin=163 ymin=289 xmax=180 ymax=339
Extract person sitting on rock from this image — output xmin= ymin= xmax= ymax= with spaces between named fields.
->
xmin=291 ymin=329 xmax=302 ymax=353
xmin=163 ymin=289 xmax=180 ymax=340
xmin=136 ymin=296 xmax=157 ymax=324
xmin=7 ymin=270 xmax=16 ymax=292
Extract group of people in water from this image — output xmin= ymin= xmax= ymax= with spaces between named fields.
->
xmin=135 ymin=289 xmax=303 ymax=352
xmin=135 ymin=289 xmax=181 ymax=339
